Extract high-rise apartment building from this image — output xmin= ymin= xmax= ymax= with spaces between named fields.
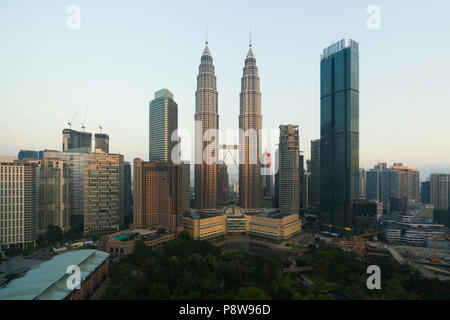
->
xmin=239 ymin=41 xmax=263 ymax=209
xmin=320 ymin=39 xmax=360 ymax=231
xmin=123 ymin=161 xmax=132 ymax=224
xmin=430 ymin=174 xmax=450 ymax=211
xmin=133 ymin=159 xmax=189 ymax=233
xmin=0 ymin=158 xmax=38 ymax=249
xmin=83 ymin=152 xmax=124 ymax=235
xmin=149 ymin=89 xmax=178 ymax=162
xmin=310 ymin=139 xmax=320 ymax=208
xmin=279 ymin=125 xmax=300 ymax=215
xmin=194 ymin=39 xmax=219 ymax=209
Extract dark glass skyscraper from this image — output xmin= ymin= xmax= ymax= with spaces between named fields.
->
xmin=310 ymin=139 xmax=320 ymax=208
xmin=320 ymin=39 xmax=359 ymax=232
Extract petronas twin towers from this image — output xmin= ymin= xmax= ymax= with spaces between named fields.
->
xmin=195 ymin=34 xmax=263 ymax=210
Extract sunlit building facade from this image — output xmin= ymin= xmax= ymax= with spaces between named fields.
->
xmin=279 ymin=125 xmax=300 ymax=215
xmin=239 ymin=42 xmax=263 ymax=209
xmin=0 ymin=158 xmax=38 ymax=249
xmin=133 ymin=159 xmax=189 ymax=233
xmin=194 ymin=39 xmax=219 ymax=209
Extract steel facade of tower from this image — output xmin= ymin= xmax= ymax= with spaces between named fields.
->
xmin=320 ymin=39 xmax=360 ymax=232
xmin=279 ymin=125 xmax=300 ymax=215
xmin=194 ymin=41 xmax=219 ymax=209
xmin=310 ymin=139 xmax=321 ymax=208
xmin=239 ymin=43 xmax=263 ymax=209
xmin=149 ymin=89 xmax=178 ymax=162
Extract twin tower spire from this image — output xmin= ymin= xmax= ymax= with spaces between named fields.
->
xmin=195 ymin=29 xmax=262 ymax=210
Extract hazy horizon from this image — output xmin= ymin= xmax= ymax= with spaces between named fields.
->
xmin=1 ymin=0 xmax=450 ymax=176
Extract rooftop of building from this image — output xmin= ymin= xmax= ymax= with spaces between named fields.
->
xmin=0 ymin=249 xmax=109 ymax=300
xmin=153 ymin=88 xmax=174 ymax=100
xmin=94 ymin=133 xmax=109 ymax=138
xmin=184 ymin=205 xmax=293 ymax=220
xmin=321 ymin=39 xmax=359 ymax=60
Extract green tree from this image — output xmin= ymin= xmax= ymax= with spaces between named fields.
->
xmin=234 ymin=287 xmax=271 ymax=300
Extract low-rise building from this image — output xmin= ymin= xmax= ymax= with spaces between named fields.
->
xmin=382 ymin=210 xmax=445 ymax=246
xmin=183 ymin=211 xmax=227 ymax=240
xmin=0 ymin=249 xmax=109 ymax=300
xmin=183 ymin=205 xmax=302 ymax=241
xmin=102 ymin=229 xmax=175 ymax=257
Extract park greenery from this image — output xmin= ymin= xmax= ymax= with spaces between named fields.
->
xmin=100 ymin=232 xmax=450 ymax=300
xmin=297 ymin=240 xmax=450 ymax=299
xmin=100 ymin=231 xmax=332 ymax=300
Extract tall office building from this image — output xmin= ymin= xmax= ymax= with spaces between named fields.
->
xmin=391 ymin=163 xmax=420 ymax=202
xmin=0 ymin=158 xmax=38 ymax=249
xmin=194 ymin=38 xmax=219 ymax=209
xmin=306 ymin=160 xmax=312 ymax=173
xmin=359 ymin=169 xmax=366 ymax=199
xmin=273 ymin=149 xmax=280 ymax=209
xmin=310 ymin=139 xmax=320 ymax=208
xmin=430 ymin=174 xmax=450 ymax=211
xmin=149 ymin=89 xmax=178 ymax=162
xmin=44 ymin=151 xmax=85 ymax=227
xmin=133 ymin=159 xmax=189 ymax=233
xmin=299 ymin=153 xmax=305 ymax=209
xmin=239 ymin=40 xmax=263 ymax=209
xmin=366 ymin=163 xmax=420 ymax=212
xmin=304 ymin=171 xmax=311 ymax=208
xmin=366 ymin=163 xmax=387 ymax=203
xmin=421 ymin=180 xmax=431 ymax=204
xmin=320 ymin=39 xmax=360 ymax=231
xmin=95 ymin=133 xmax=109 ymax=153
xmin=279 ymin=125 xmax=300 ymax=215
xmin=44 ymin=151 xmax=124 ymax=234
xmin=62 ymin=129 xmax=92 ymax=152
xmin=29 ymin=158 xmax=70 ymax=234
xmin=217 ymin=162 xmax=229 ymax=205
xmin=261 ymin=151 xmax=273 ymax=198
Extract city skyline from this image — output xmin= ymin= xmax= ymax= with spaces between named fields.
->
xmin=1 ymin=1 xmax=450 ymax=174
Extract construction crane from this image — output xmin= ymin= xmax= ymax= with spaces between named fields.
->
xmin=81 ymin=103 xmax=90 ymax=132
xmin=356 ymin=231 xmax=384 ymax=255
xmin=427 ymin=235 xmax=450 ymax=263
xmin=339 ymin=231 xmax=384 ymax=256
xmin=67 ymin=110 xmax=79 ymax=130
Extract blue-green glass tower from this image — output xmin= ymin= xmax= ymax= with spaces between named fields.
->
xmin=320 ymin=39 xmax=359 ymax=233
